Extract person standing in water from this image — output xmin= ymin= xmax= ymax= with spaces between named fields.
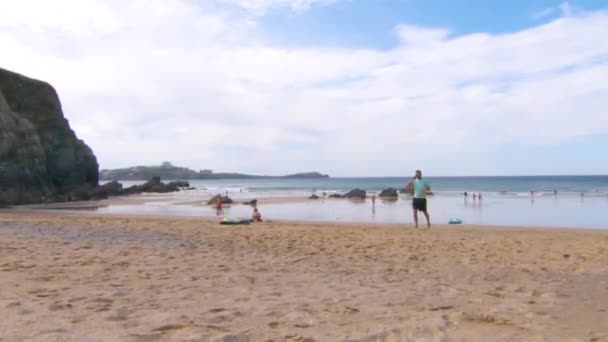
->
xmin=405 ymin=170 xmax=431 ymax=228
xmin=371 ymin=194 xmax=376 ymax=214
xmin=215 ymin=196 xmax=224 ymax=216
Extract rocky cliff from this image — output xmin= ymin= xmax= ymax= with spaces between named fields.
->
xmin=0 ymin=67 xmax=98 ymax=205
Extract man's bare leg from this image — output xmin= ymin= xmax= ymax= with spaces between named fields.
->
xmin=423 ymin=211 xmax=431 ymax=228
xmin=413 ymin=209 xmax=419 ymax=228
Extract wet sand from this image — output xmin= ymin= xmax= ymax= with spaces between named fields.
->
xmin=1 ymin=211 xmax=607 ymax=341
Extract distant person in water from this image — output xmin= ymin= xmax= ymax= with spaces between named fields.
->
xmin=405 ymin=170 xmax=431 ymax=228
xmin=473 ymin=193 xmax=477 ymax=201
xmin=252 ymin=207 xmax=262 ymax=222
xmin=215 ymin=196 xmax=224 ymax=216
xmin=478 ymin=193 xmax=482 ymax=201
xmin=464 ymin=191 xmax=468 ymax=199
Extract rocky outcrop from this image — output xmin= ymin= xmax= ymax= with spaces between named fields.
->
xmin=122 ymin=177 xmax=190 ymax=195
xmin=343 ymin=189 xmax=366 ymax=199
xmin=207 ymin=194 xmax=233 ymax=205
xmin=328 ymin=194 xmax=343 ymax=198
xmin=242 ymin=199 xmax=258 ymax=206
xmin=379 ymin=188 xmax=399 ymax=198
xmin=0 ymin=67 xmax=99 ymax=205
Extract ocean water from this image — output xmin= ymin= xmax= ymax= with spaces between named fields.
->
xmin=96 ymin=176 xmax=608 ymax=229
xmin=114 ymin=175 xmax=608 ymax=197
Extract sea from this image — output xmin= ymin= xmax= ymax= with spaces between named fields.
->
xmin=115 ymin=175 xmax=608 ymax=197
xmin=98 ymin=176 xmax=608 ymax=229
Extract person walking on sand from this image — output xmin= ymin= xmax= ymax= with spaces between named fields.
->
xmin=405 ymin=170 xmax=431 ymax=228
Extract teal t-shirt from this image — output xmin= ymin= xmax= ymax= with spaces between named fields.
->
xmin=412 ymin=178 xmax=429 ymax=198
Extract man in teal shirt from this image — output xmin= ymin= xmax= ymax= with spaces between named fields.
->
xmin=405 ymin=170 xmax=431 ymax=228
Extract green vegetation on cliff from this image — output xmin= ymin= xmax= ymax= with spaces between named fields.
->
xmin=100 ymin=162 xmax=329 ymax=180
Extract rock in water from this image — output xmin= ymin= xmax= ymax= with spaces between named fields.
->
xmin=243 ymin=199 xmax=258 ymax=206
xmin=0 ymin=67 xmax=99 ymax=205
xmin=343 ymin=188 xmax=366 ymax=199
xmin=207 ymin=194 xmax=233 ymax=205
xmin=379 ymin=188 xmax=399 ymax=198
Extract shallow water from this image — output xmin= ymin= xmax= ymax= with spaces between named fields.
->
xmin=108 ymin=175 xmax=608 ymax=196
xmin=92 ymin=194 xmax=608 ymax=229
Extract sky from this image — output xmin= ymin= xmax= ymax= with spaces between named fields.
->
xmin=0 ymin=0 xmax=607 ymax=176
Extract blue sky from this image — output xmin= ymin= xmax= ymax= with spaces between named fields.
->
xmin=259 ymin=0 xmax=608 ymax=48
xmin=1 ymin=0 xmax=607 ymax=176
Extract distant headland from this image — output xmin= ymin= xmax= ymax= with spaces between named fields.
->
xmin=100 ymin=162 xmax=330 ymax=181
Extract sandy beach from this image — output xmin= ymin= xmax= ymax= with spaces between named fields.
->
xmin=1 ymin=211 xmax=607 ymax=341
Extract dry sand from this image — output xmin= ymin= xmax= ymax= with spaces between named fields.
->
xmin=1 ymin=211 xmax=607 ymax=341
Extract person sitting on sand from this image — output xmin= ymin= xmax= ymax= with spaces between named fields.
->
xmin=252 ymin=207 xmax=262 ymax=222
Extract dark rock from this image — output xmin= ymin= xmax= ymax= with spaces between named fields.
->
xmin=105 ymin=178 xmax=185 ymax=196
xmin=0 ymin=67 xmax=98 ymax=205
xmin=98 ymin=180 xmax=123 ymax=195
xmin=70 ymin=185 xmax=94 ymax=201
xmin=122 ymin=185 xmax=142 ymax=195
xmin=243 ymin=199 xmax=258 ymax=206
xmin=168 ymin=180 xmax=190 ymax=188
xmin=88 ymin=181 xmax=124 ymax=200
xmin=138 ymin=177 xmax=183 ymax=193
xmin=399 ymin=188 xmax=412 ymax=194
xmin=343 ymin=188 xmax=366 ymax=199
xmin=379 ymin=188 xmax=398 ymax=198
xmin=207 ymin=194 xmax=233 ymax=205
xmin=308 ymin=194 xmax=319 ymax=199
xmin=328 ymin=194 xmax=343 ymax=199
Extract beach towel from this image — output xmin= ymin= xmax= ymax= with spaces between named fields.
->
xmin=220 ymin=217 xmax=251 ymax=225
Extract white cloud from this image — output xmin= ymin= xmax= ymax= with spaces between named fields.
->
xmin=0 ymin=0 xmax=607 ymax=175
xmin=534 ymin=1 xmax=584 ymax=20
xmin=396 ymin=24 xmax=450 ymax=45
xmin=218 ymin=0 xmax=340 ymax=13
xmin=532 ymin=7 xmax=555 ymax=20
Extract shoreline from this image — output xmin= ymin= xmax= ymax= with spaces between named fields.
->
xmin=2 ymin=207 xmax=607 ymax=233
xmin=6 ymin=189 xmax=608 ymax=230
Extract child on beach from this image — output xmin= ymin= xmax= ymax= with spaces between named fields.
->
xmin=252 ymin=207 xmax=263 ymax=222
xmin=215 ymin=196 xmax=224 ymax=216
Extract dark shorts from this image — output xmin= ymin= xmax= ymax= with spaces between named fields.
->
xmin=413 ymin=198 xmax=427 ymax=212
